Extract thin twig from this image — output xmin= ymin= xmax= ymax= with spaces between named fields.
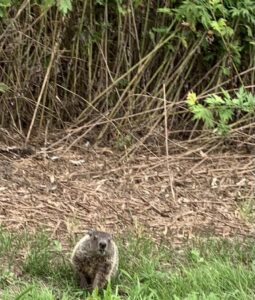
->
xmin=163 ymin=84 xmax=176 ymax=202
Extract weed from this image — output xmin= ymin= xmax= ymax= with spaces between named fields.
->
xmin=187 ymin=87 xmax=255 ymax=135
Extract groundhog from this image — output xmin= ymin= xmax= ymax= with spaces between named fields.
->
xmin=71 ymin=230 xmax=119 ymax=291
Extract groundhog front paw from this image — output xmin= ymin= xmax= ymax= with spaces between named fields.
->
xmin=92 ymin=280 xmax=107 ymax=290
xmin=80 ymin=277 xmax=89 ymax=289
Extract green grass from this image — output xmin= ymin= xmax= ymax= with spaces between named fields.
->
xmin=0 ymin=228 xmax=255 ymax=300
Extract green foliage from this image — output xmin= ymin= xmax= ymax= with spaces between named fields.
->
xmin=157 ymin=7 xmax=172 ymax=15
xmin=0 ymin=82 xmax=9 ymax=93
xmin=40 ymin=0 xmax=55 ymax=10
xmin=210 ymin=18 xmax=234 ymax=37
xmin=57 ymin=0 xmax=72 ymax=15
xmin=174 ymin=0 xmax=211 ymax=30
xmin=40 ymin=0 xmax=72 ymax=14
xmin=0 ymin=0 xmax=73 ymax=17
xmin=230 ymin=1 xmax=255 ymax=24
xmin=115 ymin=134 xmax=132 ymax=150
xmin=190 ymin=104 xmax=214 ymax=128
xmin=187 ymin=87 xmax=255 ymax=135
xmin=0 ymin=0 xmax=11 ymax=18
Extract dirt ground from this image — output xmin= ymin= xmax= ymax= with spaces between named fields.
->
xmin=0 ymin=140 xmax=254 ymax=247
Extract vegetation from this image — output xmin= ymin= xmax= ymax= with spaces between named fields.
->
xmin=0 ymin=0 xmax=254 ymax=148
xmin=187 ymin=87 xmax=255 ymax=135
xmin=0 ymin=228 xmax=255 ymax=299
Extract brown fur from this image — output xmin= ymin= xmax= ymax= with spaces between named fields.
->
xmin=71 ymin=230 xmax=119 ymax=291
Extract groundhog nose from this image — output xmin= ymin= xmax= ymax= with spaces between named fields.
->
xmin=99 ymin=241 xmax=107 ymax=249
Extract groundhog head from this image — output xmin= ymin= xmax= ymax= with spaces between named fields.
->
xmin=88 ymin=230 xmax=113 ymax=256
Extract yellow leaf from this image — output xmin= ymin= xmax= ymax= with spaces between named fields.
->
xmin=187 ymin=91 xmax=197 ymax=106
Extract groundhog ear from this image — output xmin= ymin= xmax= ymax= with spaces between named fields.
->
xmin=87 ymin=230 xmax=93 ymax=237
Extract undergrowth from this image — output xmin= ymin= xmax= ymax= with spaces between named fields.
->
xmin=187 ymin=86 xmax=255 ymax=135
xmin=0 ymin=0 xmax=254 ymax=148
xmin=1 ymin=228 xmax=255 ymax=299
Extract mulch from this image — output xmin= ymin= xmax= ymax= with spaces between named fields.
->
xmin=0 ymin=141 xmax=254 ymax=246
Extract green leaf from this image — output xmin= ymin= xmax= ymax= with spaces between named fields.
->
xmin=215 ymin=123 xmax=230 ymax=136
xmin=235 ymin=86 xmax=246 ymax=108
xmin=0 ymin=82 xmax=9 ymax=93
xmin=180 ymin=36 xmax=188 ymax=48
xmin=0 ymin=0 xmax=11 ymax=18
xmin=152 ymin=27 xmax=169 ymax=34
xmin=219 ymin=108 xmax=233 ymax=123
xmin=246 ymin=93 xmax=255 ymax=110
xmin=95 ymin=0 xmax=104 ymax=5
xmin=57 ymin=0 xmax=72 ymax=15
xmin=157 ymin=7 xmax=172 ymax=15
xmin=117 ymin=3 xmax=128 ymax=16
xmin=211 ymin=18 xmax=233 ymax=36
xmin=245 ymin=25 xmax=253 ymax=38
xmin=191 ymin=104 xmax=214 ymax=128
xmin=232 ymin=97 xmax=242 ymax=107
xmin=149 ymin=30 xmax=155 ymax=45
xmin=221 ymin=88 xmax=231 ymax=101
xmin=205 ymin=95 xmax=224 ymax=106
xmin=211 ymin=19 xmax=224 ymax=33
xmin=165 ymin=42 xmax=175 ymax=52
xmin=41 ymin=0 xmax=55 ymax=10
xmin=221 ymin=66 xmax=230 ymax=76
xmin=0 ymin=0 xmax=11 ymax=7
xmin=209 ymin=0 xmax=221 ymax=6
xmin=133 ymin=0 xmax=143 ymax=8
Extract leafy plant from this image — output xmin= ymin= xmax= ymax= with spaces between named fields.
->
xmin=39 ymin=0 xmax=72 ymax=14
xmin=0 ymin=0 xmax=11 ymax=18
xmin=57 ymin=0 xmax=72 ymax=15
xmin=115 ymin=134 xmax=132 ymax=150
xmin=187 ymin=87 xmax=255 ymax=135
xmin=0 ymin=83 xmax=9 ymax=93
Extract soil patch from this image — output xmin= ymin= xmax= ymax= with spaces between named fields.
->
xmin=0 ymin=144 xmax=254 ymax=246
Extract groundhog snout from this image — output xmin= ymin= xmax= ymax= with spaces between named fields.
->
xmin=99 ymin=240 xmax=107 ymax=250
